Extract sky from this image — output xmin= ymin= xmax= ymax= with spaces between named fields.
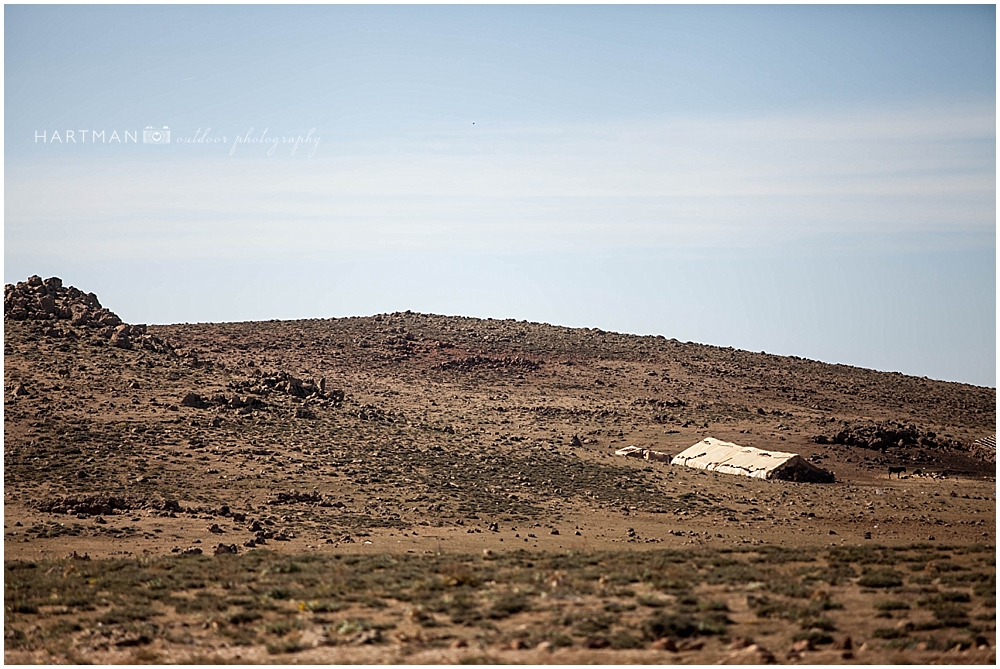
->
xmin=4 ymin=4 xmax=996 ymax=387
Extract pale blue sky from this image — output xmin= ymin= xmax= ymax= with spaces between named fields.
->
xmin=5 ymin=5 xmax=996 ymax=387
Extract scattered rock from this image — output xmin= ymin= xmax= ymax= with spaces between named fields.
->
xmin=181 ymin=392 xmax=208 ymax=408
xmin=790 ymin=638 xmax=812 ymax=653
xmin=746 ymin=644 xmax=776 ymax=663
xmin=268 ymin=490 xmax=324 ymax=505
xmin=438 ymin=355 xmax=540 ymax=373
xmin=32 ymin=495 xmax=182 ymax=517
xmin=294 ymin=406 xmax=317 ymax=419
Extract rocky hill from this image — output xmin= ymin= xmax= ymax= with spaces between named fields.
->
xmin=4 ymin=276 xmax=995 ymax=665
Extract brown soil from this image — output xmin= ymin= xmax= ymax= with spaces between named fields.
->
xmin=4 ymin=285 xmax=995 ymax=664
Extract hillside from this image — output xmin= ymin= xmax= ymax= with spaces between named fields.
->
xmin=4 ymin=276 xmax=995 ymax=664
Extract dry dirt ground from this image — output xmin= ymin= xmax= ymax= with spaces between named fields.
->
xmin=4 ymin=284 xmax=996 ymax=664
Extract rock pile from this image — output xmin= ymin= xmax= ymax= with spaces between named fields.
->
xmin=229 ymin=370 xmax=343 ymax=402
xmin=32 ymin=495 xmax=183 ymax=517
xmin=813 ymin=420 xmax=954 ymax=451
xmin=437 ymin=355 xmax=540 ymax=372
xmin=267 ymin=490 xmax=327 ymax=505
xmin=4 ymin=275 xmax=117 ymax=326
xmin=4 ymin=275 xmax=171 ymax=352
xmin=356 ymin=403 xmax=406 ymax=424
xmin=633 ymin=397 xmax=687 ymax=408
xmin=178 ymin=392 xmax=266 ymax=414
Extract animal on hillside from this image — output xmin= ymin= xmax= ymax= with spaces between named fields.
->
xmin=888 ymin=466 xmax=906 ymax=479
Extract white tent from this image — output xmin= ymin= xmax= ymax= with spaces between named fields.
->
xmin=671 ymin=437 xmax=834 ymax=482
xmin=971 ymin=434 xmax=996 ymax=463
xmin=615 ymin=446 xmax=672 ymax=463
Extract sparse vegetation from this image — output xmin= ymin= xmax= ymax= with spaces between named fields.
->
xmin=858 ymin=568 xmax=905 ymax=588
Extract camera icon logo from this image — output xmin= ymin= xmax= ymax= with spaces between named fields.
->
xmin=143 ymin=126 xmax=170 ymax=144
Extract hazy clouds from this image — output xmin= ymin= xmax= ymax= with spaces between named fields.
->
xmin=7 ymin=103 xmax=994 ymax=260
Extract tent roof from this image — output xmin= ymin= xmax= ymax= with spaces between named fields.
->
xmin=671 ymin=438 xmax=813 ymax=479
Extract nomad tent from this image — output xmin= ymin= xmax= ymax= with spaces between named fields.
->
xmin=614 ymin=446 xmax=673 ymax=463
xmin=970 ymin=434 xmax=996 ymax=463
xmin=671 ymin=438 xmax=834 ymax=483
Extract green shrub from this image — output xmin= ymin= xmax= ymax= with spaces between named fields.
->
xmin=973 ymin=578 xmax=996 ymax=598
xmin=636 ymin=595 xmax=668 ymax=608
xmin=265 ymin=619 xmax=303 ymax=637
xmin=697 ymin=611 xmax=730 ymax=635
xmin=792 ymin=630 xmax=834 ymax=645
xmin=641 ymin=613 xmax=697 ymax=640
xmin=798 ymin=615 xmax=836 ymax=631
xmin=939 ymin=591 xmax=971 ymax=603
xmin=269 ymin=562 xmax=301 ymax=574
xmin=874 ymin=600 xmax=910 ymax=611
xmin=699 ymin=600 xmax=730 ymax=612
xmin=932 ymin=606 xmax=970 ymax=628
xmin=265 ymin=587 xmax=291 ymax=600
xmin=828 ymin=545 xmax=897 ymax=565
xmin=602 ymin=600 xmax=636 ymax=613
xmin=571 ymin=613 xmax=615 ymax=636
xmin=487 ymin=593 xmax=529 ymax=619
xmin=227 ymin=610 xmax=262 ymax=625
xmin=98 ymin=606 xmax=157 ymax=624
xmin=609 ymin=631 xmax=644 ymax=649
xmin=445 ymin=598 xmax=483 ymax=625
xmin=265 ymin=638 xmax=304 ymax=654
xmin=300 ymin=600 xmax=345 ymax=613
xmin=858 ymin=569 xmax=903 ymax=588
xmin=768 ymin=580 xmax=812 ymax=598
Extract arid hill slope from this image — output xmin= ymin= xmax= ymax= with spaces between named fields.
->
xmin=4 ymin=276 xmax=995 ymax=665
xmin=4 ymin=275 xmax=993 ymax=554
